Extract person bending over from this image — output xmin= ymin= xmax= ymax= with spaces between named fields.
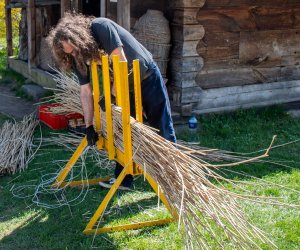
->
xmin=47 ymin=13 xmax=176 ymax=190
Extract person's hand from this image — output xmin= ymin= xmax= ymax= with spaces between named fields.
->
xmin=86 ymin=125 xmax=99 ymax=146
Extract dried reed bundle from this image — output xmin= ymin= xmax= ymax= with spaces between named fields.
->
xmin=45 ymin=70 xmax=300 ymax=249
xmin=102 ymin=107 xmax=299 ymax=249
xmin=42 ymin=70 xmax=83 ymax=115
xmin=0 ymin=115 xmax=38 ymax=175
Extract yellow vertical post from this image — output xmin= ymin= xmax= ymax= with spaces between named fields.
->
xmin=91 ymin=60 xmax=101 ymax=132
xmin=119 ymin=61 xmax=133 ymax=175
xmin=112 ymin=55 xmax=122 ymax=106
xmin=133 ymin=60 xmax=143 ymax=123
xmin=102 ymin=55 xmax=115 ymax=160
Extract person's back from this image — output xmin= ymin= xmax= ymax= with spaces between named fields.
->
xmin=90 ymin=18 xmax=153 ymax=80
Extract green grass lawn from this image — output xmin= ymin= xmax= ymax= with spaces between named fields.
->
xmin=0 ymin=106 xmax=299 ymax=250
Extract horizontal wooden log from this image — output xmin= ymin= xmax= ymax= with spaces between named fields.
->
xmin=170 ymin=71 xmax=198 ymax=88
xmin=198 ymin=7 xmax=300 ymax=32
xmin=197 ymin=9 xmax=247 ymax=32
xmin=170 ymin=56 xmax=204 ymax=73
xmin=195 ymin=80 xmax=300 ymax=114
xmin=203 ymin=1 xmax=300 ymax=9
xmin=173 ymin=9 xmax=199 ymax=25
xmin=196 ymin=66 xmax=300 ymax=89
xmin=171 ymin=0 xmax=205 ymax=9
xmin=202 ymin=59 xmax=240 ymax=70
xmin=181 ymin=86 xmax=203 ymax=104
xmin=248 ymin=7 xmax=300 ymax=30
xmin=198 ymin=43 xmax=239 ymax=61
xmin=171 ymin=24 xmax=205 ymax=41
xmin=197 ymin=31 xmax=239 ymax=60
xmin=170 ymin=86 xmax=203 ymax=105
xmin=239 ymin=30 xmax=300 ymax=64
xmin=171 ymin=40 xmax=199 ymax=57
xmin=7 ymin=1 xmax=60 ymax=8
xmin=180 ymin=103 xmax=194 ymax=116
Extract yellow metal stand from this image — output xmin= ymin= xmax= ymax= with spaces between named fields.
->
xmin=53 ymin=55 xmax=177 ymax=234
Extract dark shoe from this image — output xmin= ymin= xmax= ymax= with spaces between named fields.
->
xmin=99 ymin=178 xmax=133 ymax=191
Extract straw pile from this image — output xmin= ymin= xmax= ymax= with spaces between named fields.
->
xmin=0 ymin=115 xmax=38 ymax=175
xmin=45 ymin=70 xmax=299 ymax=249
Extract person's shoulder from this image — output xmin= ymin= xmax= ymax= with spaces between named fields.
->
xmin=91 ymin=18 xmax=115 ymax=28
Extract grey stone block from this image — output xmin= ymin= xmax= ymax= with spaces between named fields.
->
xmin=21 ymin=84 xmax=47 ymax=101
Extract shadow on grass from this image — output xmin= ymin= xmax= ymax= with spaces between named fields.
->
xmin=0 ymin=144 xmax=172 ymax=250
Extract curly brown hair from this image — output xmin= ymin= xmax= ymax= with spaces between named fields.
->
xmin=46 ymin=12 xmax=99 ymax=77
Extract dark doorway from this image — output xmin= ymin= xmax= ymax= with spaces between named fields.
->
xmin=82 ymin=0 xmax=101 ymax=17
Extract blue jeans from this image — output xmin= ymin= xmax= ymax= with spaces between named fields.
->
xmin=115 ymin=62 xmax=176 ymax=186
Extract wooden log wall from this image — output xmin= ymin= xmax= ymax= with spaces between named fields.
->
xmin=169 ymin=0 xmax=300 ymax=115
xmin=168 ymin=0 xmax=205 ymax=115
xmin=197 ymin=1 xmax=300 ymax=89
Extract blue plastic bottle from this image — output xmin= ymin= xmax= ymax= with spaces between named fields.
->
xmin=188 ymin=114 xmax=199 ymax=143
xmin=188 ymin=114 xmax=198 ymax=131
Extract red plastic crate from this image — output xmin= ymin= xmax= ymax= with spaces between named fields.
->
xmin=38 ymin=104 xmax=83 ymax=130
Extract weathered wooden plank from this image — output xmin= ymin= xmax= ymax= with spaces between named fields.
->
xmin=197 ymin=31 xmax=239 ymax=60
xmin=170 ymin=71 xmax=198 ymax=88
xmin=204 ymin=1 xmax=300 ymax=9
xmin=198 ymin=7 xmax=300 ymax=32
xmin=197 ymin=9 xmax=250 ymax=32
xmin=202 ymin=31 xmax=239 ymax=47
xmin=5 ymin=0 xmax=13 ymax=59
xmin=100 ymin=0 xmax=106 ymax=17
xmin=202 ymin=59 xmax=240 ymax=70
xmin=198 ymin=43 xmax=239 ymax=61
xmin=171 ymin=40 xmax=199 ymax=57
xmin=19 ymin=9 xmax=28 ymax=61
xmin=200 ymin=80 xmax=300 ymax=99
xmin=180 ymin=103 xmax=194 ymax=116
xmin=195 ymin=80 xmax=300 ymax=114
xmin=181 ymin=86 xmax=203 ymax=104
xmin=171 ymin=0 xmax=205 ymax=9
xmin=196 ymin=65 xmax=300 ymax=89
xmin=173 ymin=9 xmax=199 ymax=25
xmin=169 ymin=85 xmax=203 ymax=105
xmin=171 ymin=24 xmax=205 ymax=41
xmin=170 ymin=56 xmax=204 ymax=73
xmin=117 ymin=0 xmax=130 ymax=31
xmin=7 ymin=1 xmax=60 ymax=8
xmin=27 ymin=0 xmax=36 ymax=69
xmin=249 ymin=7 xmax=300 ymax=30
xmin=239 ymin=30 xmax=300 ymax=65
xmin=35 ymin=8 xmax=42 ymax=65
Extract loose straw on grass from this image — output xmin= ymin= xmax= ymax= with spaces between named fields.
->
xmin=0 ymin=114 xmax=38 ymax=175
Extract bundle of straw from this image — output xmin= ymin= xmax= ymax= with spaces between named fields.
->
xmin=0 ymin=115 xmax=38 ymax=175
xmin=44 ymin=70 xmax=299 ymax=249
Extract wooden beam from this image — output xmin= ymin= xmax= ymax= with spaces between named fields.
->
xmin=100 ymin=0 xmax=106 ymax=17
xmin=7 ymin=1 xmax=60 ymax=8
xmin=61 ymin=0 xmax=70 ymax=17
xmin=117 ymin=0 xmax=130 ymax=31
xmin=27 ymin=0 xmax=36 ymax=69
xmin=5 ymin=0 xmax=13 ymax=62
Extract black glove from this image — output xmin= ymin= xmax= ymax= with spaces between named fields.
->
xmin=99 ymin=95 xmax=116 ymax=112
xmin=86 ymin=125 xmax=99 ymax=146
